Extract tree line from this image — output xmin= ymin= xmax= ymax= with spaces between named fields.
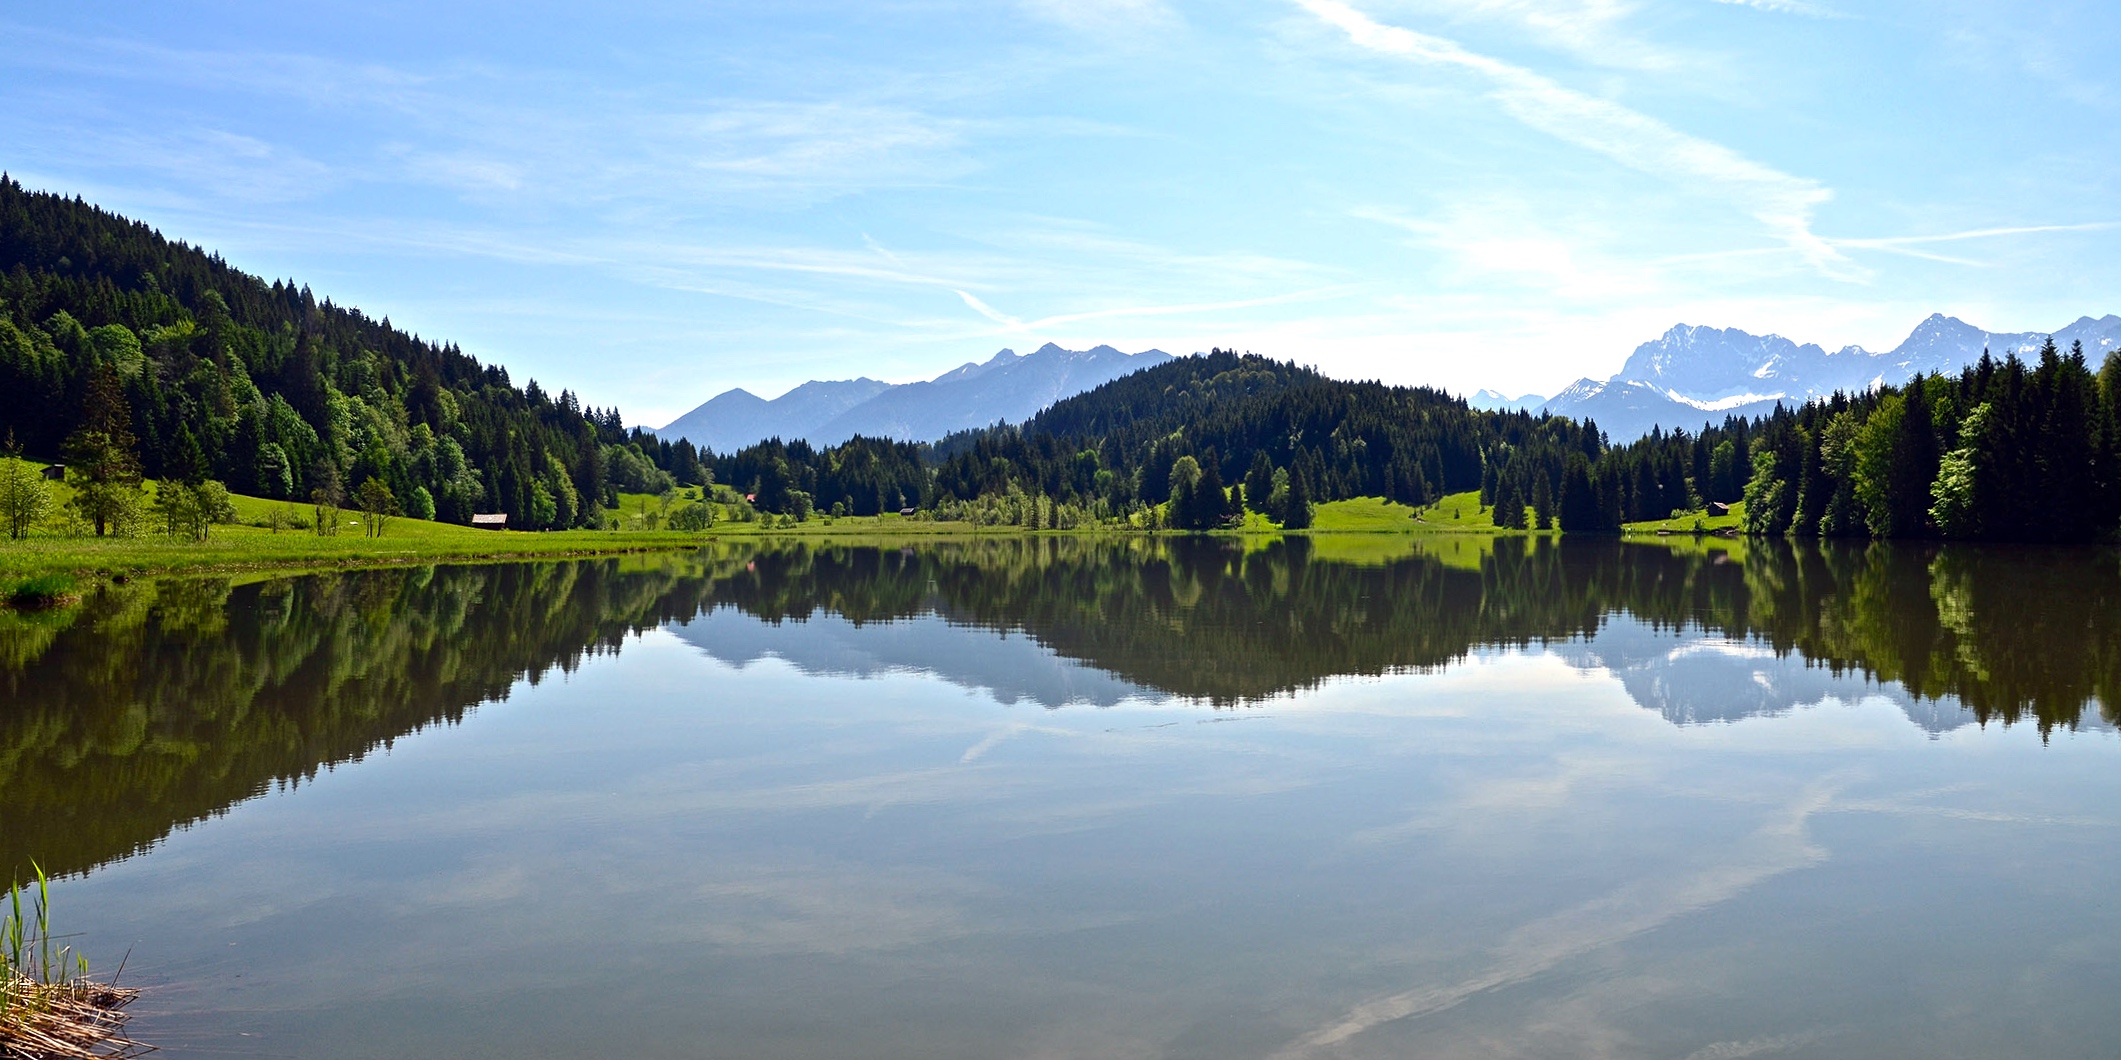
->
xmin=1469 ymin=338 xmax=2121 ymax=541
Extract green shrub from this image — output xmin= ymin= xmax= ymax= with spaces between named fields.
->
xmin=5 ymin=574 xmax=74 ymax=609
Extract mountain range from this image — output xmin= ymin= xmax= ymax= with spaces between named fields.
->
xmin=657 ymin=343 xmax=1173 ymax=453
xmin=1470 ymin=313 xmax=2121 ymax=441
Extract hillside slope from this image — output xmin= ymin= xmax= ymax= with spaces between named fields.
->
xmin=0 ymin=177 xmax=657 ymax=528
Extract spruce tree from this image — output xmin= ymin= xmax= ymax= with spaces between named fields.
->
xmin=1559 ymin=457 xmax=1597 ymax=533
xmin=1887 ymin=379 xmax=1940 ymax=536
xmin=2097 ymin=350 xmax=2121 ymax=533
xmin=1282 ymin=469 xmax=1313 ymax=529
xmin=170 ymin=422 xmax=209 ymax=486
xmin=1596 ymin=466 xmax=1623 ymax=531
xmin=1493 ymin=478 xmax=1525 ymax=529
xmin=1244 ymin=450 xmax=1275 ymax=514
xmin=60 ymin=364 xmax=144 ymax=536
xmin=1194 ymin=449 xmax=1229 ymax=528
xmin=2036 ymin=343 xmax=2097 ymax=541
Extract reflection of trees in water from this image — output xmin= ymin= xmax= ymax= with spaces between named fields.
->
xmin=1738 ymin=541 xmax=2121 ymax=733
xmin=0 ymin=560 xmax=711 ymax=881
xmin=713 ymin=537 xmax=2121 ymax=729
xmin=1 ymin=538 xmax=2116 ymax=881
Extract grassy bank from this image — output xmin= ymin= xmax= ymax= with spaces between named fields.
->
xmin=2 ymin=458 xmax=1601 ymax=589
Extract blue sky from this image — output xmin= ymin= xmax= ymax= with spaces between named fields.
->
xmin=6 ymin=0 xmax=2116 ymax=426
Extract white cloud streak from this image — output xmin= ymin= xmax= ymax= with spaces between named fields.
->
xmin=1020 ymin=0 xmax=1181 ymax=35
xmin=1711 ymin=0 xmax=1845 ymax=19
xmin=1293 ymin=0 xmax=1854 ymax=278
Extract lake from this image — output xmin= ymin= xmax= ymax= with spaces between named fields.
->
xmin=5 ymin=535 xmax=2120 ymax=1059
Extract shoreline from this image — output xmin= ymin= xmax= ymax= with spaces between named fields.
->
xmin=0 ymin=519 xmax=1564 ymax=598
xmin=0 ymin=491 xmax=1755 ymax=598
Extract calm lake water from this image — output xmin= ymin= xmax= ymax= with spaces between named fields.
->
xmin=6 ymin=535 xmax=2121 ymax=1059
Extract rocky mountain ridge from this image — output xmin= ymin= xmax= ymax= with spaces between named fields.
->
xmin=657 ymin=343 xmax=1173 ymax=452
xmin=1472 ymin=313 xmax=2121 ymax=441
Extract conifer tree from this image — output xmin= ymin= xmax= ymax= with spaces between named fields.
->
xmin=2035 ymin=342 xmax=2098 ymax=541
xmin=1492 ymin=478 xmax=1524 ymax=530
xmin=1559 ymin=457 xmax=1597 ymax=533
xmin=1193 ymin=449 xmax=1230 ymax=529
xmin=61 ymin=364 xmax=143 ymax=536
xmin=1244 ymin=451 xmax=1275 ymax=514
xmin=1282 ymin=469 xmax=1313 ymax=529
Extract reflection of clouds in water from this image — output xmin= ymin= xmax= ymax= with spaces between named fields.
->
xmin=1683 ymin=1034 xmax=1821 ymax=1059
xmin=668 ymin=608 xmax=1152 ymax=708
xmin=1346 ymin=750 xmax=1657 ymax=847
xmin=679 ymin=856 xmax=991 ymax=956
xmin=1550 ymin=615 xmax=2089 ymax=735
xmin=959 ymin=721 xmax=1073 ymax=763
xmin=1275 ymin=781 xmax=1839 ymax=1059
xmin=421 ymin=860 xmax=532 ymax=906
xmin=1414 ymin=971 xmax=1825 ymax=1060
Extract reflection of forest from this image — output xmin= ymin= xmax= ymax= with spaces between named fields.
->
xmin=710 ymin=536 xmax=2121 ymax=730
xmin=3 ymin=537 xmax=2118 ymax=880
xmin=0 ymin=560 xmax=716 ymax=881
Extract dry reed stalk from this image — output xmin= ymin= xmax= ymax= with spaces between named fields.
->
xmin=0 ymin=975 xmax=151 ymax=1059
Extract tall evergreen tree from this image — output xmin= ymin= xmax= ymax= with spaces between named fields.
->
xmin=1192 ymin=448 xmax=1230 ymax=529
xmin=1282 ymin=468 xmax=1313 ymax=529
xmin=1492 ymin=477 xmax=1525 ymax=530
xmin=1559 ymin=457 xmax=1598 ymax=534
xmin=2036 ymin=341 xmax=2098 ymax=541
xmin=60 ymin=363 xmax=143 ymax=536
xmin=1244 ymin=450 xmax=1275 ymax=515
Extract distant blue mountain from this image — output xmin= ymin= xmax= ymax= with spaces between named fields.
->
xmin=657 ymin=342 xmax=1173 ymax=452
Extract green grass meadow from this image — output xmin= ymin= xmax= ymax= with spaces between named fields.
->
xmin=3 ymin=458 xmax=1740 ymax=591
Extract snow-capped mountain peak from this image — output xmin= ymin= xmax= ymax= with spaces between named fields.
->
xmin=1484 ymin=312 xmax=2121 ymax=442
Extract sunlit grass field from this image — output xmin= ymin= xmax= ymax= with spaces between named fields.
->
xmin=1409 ymin=490 xmax=1501 ymax=530
xmin=1 ymin=457 xmax=1642 ymax=587
xmin=1325 ymin=490 xmax=1550 ymax=534
xmin=1622 ymin=500 xmax=1747 ymax=535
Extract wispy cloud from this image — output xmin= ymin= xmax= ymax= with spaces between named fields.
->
xmin=955 ymin=289 xmax=1024 ymax=328
xmin=1020 ymin=0 xmax=1182 ymax=35
xmin=1292 ymin=0 xmax=1854 ymax=279
xmin=1810 ymin=222 xmax=2120 ymax=266
xmin=956 ymin=286 xmax=1366 ymax=335
xmin=1710 ymin=0 xmax=1845 ymax=19
xmin=1407 ymin=0 xmax=1683 ymax=70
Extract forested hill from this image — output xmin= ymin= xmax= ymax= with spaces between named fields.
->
xmin=0 ymin=176 xmax=689 ymax=528
xmin=22 ymin=177 xmax=2110 ymax=545
xmin=903 ymin=351 xmax=1605 ymax=528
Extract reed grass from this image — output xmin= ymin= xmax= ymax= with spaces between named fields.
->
xmin=0 ymin=864 xmax=149 ymax=1059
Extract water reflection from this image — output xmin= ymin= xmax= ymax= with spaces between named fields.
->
xmin=687 ymin=535 xmax=2121 ymax=733
xmin=3 ymin=536 xmax=2118 ymax=883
